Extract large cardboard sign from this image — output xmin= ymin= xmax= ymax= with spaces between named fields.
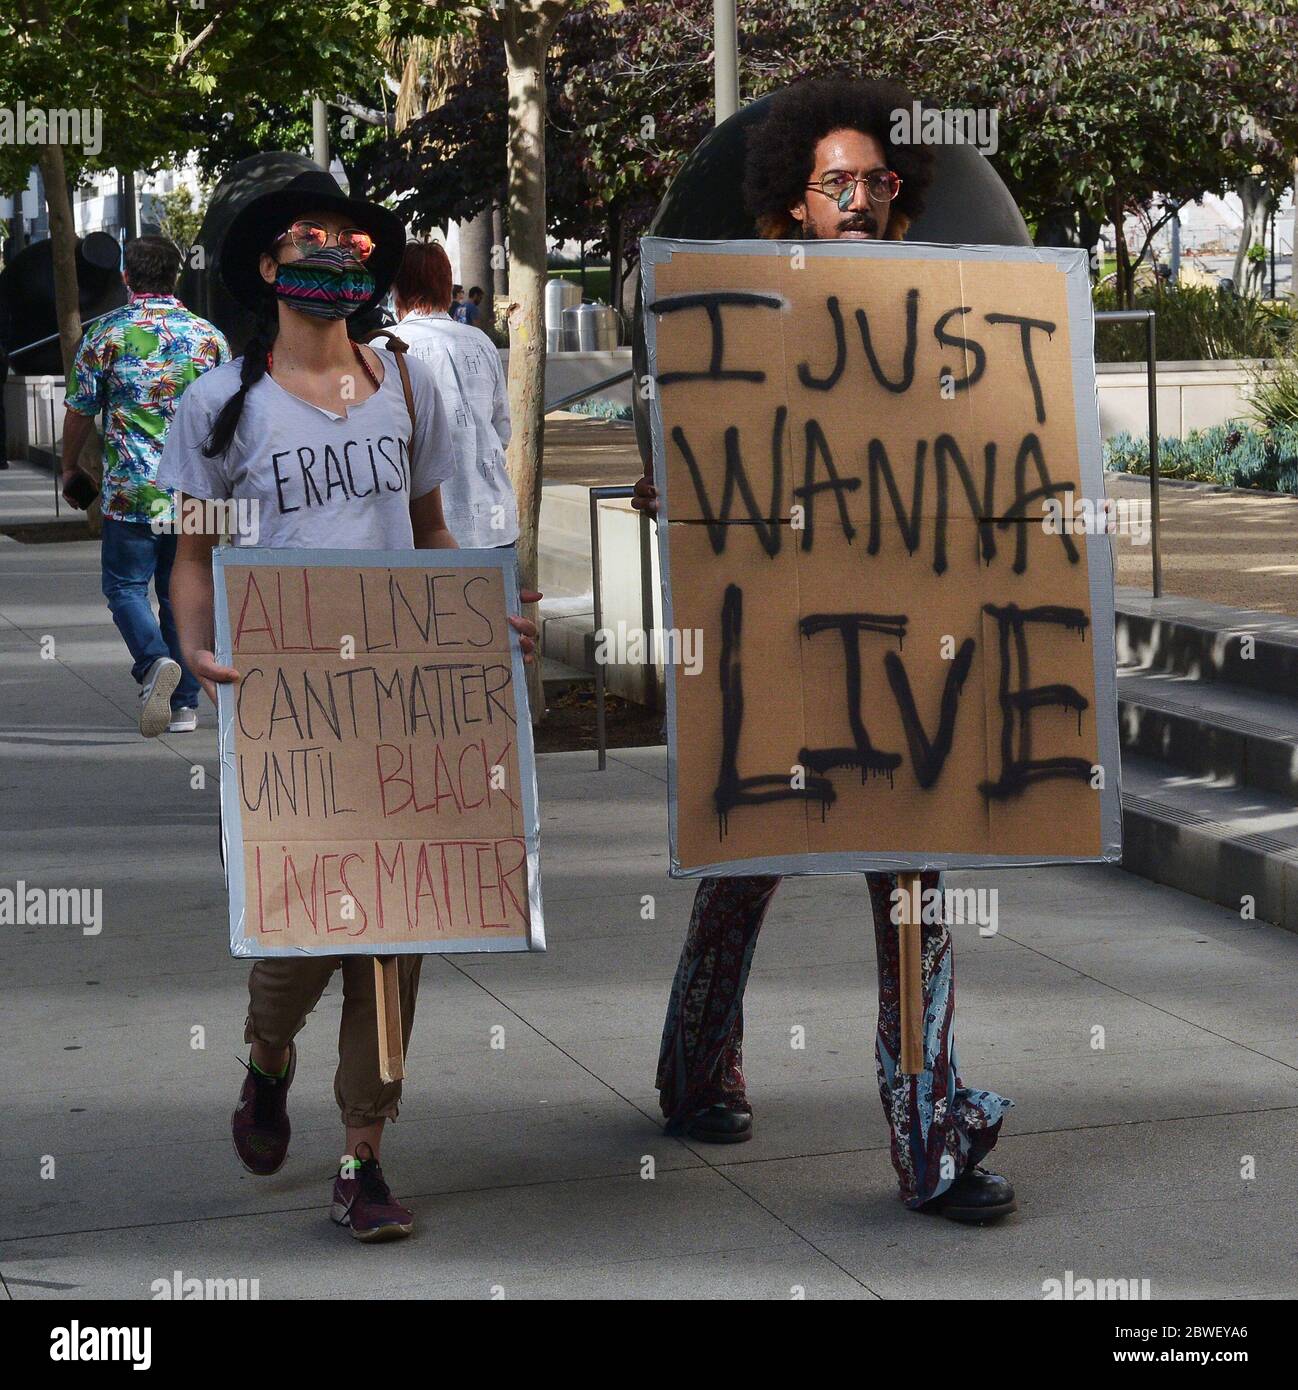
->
xmin=213 ymin=548 xmax=544 ymax=955
xmin=641 ymin=237 xmax=1122 ymax=876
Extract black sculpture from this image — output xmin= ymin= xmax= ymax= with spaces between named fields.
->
xmin=0 ymin=230 xmax=126 ymax=376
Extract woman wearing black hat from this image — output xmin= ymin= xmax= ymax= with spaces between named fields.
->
xmin=157 ymin=171 xmax=537 ymax=1243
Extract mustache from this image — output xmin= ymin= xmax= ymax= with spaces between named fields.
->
xmin=838 ymin=214 xmax=878 ymax=234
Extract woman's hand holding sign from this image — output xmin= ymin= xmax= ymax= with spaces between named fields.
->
xmin=510 ymin=589 xmax=542 ymax=664
xmin=190 ymin=650 xmax=242 ymax=705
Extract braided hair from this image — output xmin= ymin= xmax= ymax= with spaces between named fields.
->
xmin=202 ymin=302 xmax=279 ymax=458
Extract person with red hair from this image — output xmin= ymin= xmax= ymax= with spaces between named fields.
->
xmin=392 ymin=243 xmax=518 ymax=548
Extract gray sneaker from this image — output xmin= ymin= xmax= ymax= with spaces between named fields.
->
xmin=139 ymin=658 xmax=181 ymax=737
xmin=167 ymin=706 xmax=199 ymax=733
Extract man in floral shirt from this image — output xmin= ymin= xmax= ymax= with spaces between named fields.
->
xmin=61 ymin=235 xmax=227 ymax=736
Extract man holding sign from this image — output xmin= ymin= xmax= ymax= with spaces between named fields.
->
xmin=637 ymin=78 xmax=1116 ymax=1222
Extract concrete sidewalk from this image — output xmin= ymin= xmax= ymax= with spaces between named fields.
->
xmin=2 ymin=534 xmax=1297 ymax=1300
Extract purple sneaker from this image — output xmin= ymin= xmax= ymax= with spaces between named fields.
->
xmin=331 ymin=1144 xmax=414 ymax=1242
xmin=231 ymin=1044 xmax=296 ymax=1176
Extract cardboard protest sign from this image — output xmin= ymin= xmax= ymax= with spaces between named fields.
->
xmin=641 ymin=237 xmax=1122 ymax=876
xmin=213 ymin=548 xmax=544 ymax=955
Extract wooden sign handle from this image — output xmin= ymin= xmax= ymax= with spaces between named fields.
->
xmin=374 ymin=956 xmax=405 ymax=1084
xmin=897 ymin=873 xmax=925 ymax=1076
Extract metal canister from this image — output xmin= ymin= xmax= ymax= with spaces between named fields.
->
xmin=560 ymin=302 xmax=621 ymax=352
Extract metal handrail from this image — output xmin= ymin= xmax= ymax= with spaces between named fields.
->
xmin=1095 ymin=308 xmax=1161 ymax=596
xmin=7 ymin=308 xmax=120 ymax=361
xmin=545 ymin=368 xmax=632 ymax=416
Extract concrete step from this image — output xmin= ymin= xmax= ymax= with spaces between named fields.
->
xmin=540 ymin=615 xmax=596 ymax=674
xmin=1121 ymin=753 xmax=1298 ymax=931
xmin=1116 ymin=585 xmax=1298 ymax=698
xmin=538 ymin=536 xmax=595 ymax=598
xmin=540 ymin=654 xmax=588 ymax=694
xmin=1118 ymin=668 xmax=1298 ymax=799
xmin=540 ymin=485 xmax=595 ymax=541
xmin=0 ymin=460 xmax=80 ymax=527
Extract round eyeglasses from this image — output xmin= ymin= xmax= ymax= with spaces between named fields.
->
xmin=807 ymin=170 xmax=902 ymax=211
xmin=274 ymin=220 xmax=376 ymax=263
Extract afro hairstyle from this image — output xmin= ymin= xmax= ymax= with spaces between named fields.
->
xmin=743 ymin=76 xmax=936 ymax=239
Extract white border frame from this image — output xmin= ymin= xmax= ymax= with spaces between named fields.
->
xmin=213 ymin=546 xmax=545 ymax=955
xmin=640 ymin=235 xmax=1123 ymax=878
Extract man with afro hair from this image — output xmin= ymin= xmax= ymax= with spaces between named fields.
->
xmin=743 ymin=76 xmax=934 ymax=240
xmin=634 ymin=76 xmax=1016 ymax=1224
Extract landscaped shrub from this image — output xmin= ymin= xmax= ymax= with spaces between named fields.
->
xmin=567 ymin=395 xmax=632 ymax=422
xmin=1247 ymin=356 xmax=1298 ymax=429
xmin=1093 ymin=284 xmax=1297 ymax=363
xmin=1104 ymin=423 xmax=1298 ymax=495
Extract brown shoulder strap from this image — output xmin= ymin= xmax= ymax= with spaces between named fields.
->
xmin=362 ymin=328 xmax=416 ymax=434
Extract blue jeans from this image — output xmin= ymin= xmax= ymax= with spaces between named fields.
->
xmin=100 ymin=518 xmax=200 ymax=708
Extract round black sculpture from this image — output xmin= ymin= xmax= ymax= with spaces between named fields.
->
xmin=631 ymin=87 xmax=1032 ymax=466
xmin=179 ymin=150 xmax=322 ymax=352
xmin=0 ymin=230 xmax=127 ymax=375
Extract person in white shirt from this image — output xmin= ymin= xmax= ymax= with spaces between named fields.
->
xmin=158 ymin=173 xmax=538 ymax=1245
xmin=392 ymin=243 xmax=520 ymax=549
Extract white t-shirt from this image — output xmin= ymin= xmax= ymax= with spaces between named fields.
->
xmin=156 ymin=346 xmax=455 ymax=550
xmin=394 ymin=311 xmax=518 ymax=547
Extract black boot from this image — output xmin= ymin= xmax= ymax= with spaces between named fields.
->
xmin=683 ymin=1103 xmax=753 ymax=1144
xmin=929 ymin=1164 xmax=1016 ymax=1223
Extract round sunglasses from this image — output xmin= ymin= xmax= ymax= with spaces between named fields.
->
xmin=807 ymin=169 xmax=902 ymax=211
xmin=274 ymin=219 xmax=376 ymax=263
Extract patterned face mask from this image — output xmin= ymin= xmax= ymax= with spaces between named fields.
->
xmin=273 ymin=245 xmax=374 ymax=320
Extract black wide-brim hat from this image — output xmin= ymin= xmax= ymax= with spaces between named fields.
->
xmin=218 ymin=169 xmax=407 ymax=313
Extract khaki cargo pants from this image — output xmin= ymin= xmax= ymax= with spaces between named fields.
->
xmin=244 ymin=955 xmax=423 ymax=1127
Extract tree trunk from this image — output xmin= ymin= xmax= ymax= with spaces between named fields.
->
xmin=1107 ymin=189 xmax=1132 ymax=309
xmin=39 ymin=144 xmax=84 ymax=379
xmin=607 ymin=203 xmax=625 ymax=335
xmin=38 ymin=142 xmax=103 ymax=534
xmin=501 ymin=3 xmax=565 ymax=720
xmin=458 ymin=204 xmax=495 ymax=331
xmin=1233 ymin=176 xmax=1265 ymax=292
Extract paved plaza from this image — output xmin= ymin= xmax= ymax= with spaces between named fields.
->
xmin=2 ymin=532 xmax=1296 ymax=1299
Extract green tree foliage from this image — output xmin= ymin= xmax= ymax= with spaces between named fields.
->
xmin=380 ymin=0 xmax=1298 ymax=305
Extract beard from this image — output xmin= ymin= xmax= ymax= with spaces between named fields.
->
xmin=830 ymin=210 xmax=880 ymax=238
xmin=802 ymin=208 xmax=882 ymax=240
